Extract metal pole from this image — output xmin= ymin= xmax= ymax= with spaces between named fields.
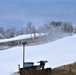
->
xmin=22 ymin=42 xmax=28 ymax=68
xmin=23 ymin=43 xmax=25 ymax=68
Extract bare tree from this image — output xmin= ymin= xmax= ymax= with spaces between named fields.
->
xmin=26 ymin=22 xmax=33 ymax=38
xmin=5 ymin=27 xmax=17 ymax=38
xmin=0 ymin=27 xmax=5 ymax=37
xmin=32 ymin=26 xmax=37 ymax=38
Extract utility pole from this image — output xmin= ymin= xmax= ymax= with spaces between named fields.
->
xmin=22 ymin=42 xmax=28 ymax=68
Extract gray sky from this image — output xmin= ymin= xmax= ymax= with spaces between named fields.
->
xmin=0 ymin=0 xmax=76 ymax=28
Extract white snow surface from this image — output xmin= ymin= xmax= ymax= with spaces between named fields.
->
xmin=0 ymin=34 xmax=76 ymax=75
xmin=0 ymin=33 xmax=44 ymax=43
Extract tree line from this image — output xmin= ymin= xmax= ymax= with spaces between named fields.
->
xmin=0 ymin=21 xmax=76 ymax=39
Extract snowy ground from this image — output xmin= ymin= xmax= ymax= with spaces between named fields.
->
xmin=0 ymin=34 xmax=76 ymax=75
xmin=0 ymin=33 xmax=44 ymax=43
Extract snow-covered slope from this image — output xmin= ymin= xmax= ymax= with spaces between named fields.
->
xmin=0 ymin=33 xmax=44 ymax=43
xmin=0 ymin=34 xmax=76 ymax=75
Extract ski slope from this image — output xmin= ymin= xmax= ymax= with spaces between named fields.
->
xmin=0 ymin=34 xmax=76 ymax=75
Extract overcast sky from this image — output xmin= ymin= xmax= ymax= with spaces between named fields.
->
xmin=0 ymin=0 xmax=76 ymax=28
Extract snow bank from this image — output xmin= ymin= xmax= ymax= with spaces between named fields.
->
xmin=0 ymin=33 xmax=44 ymax=43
